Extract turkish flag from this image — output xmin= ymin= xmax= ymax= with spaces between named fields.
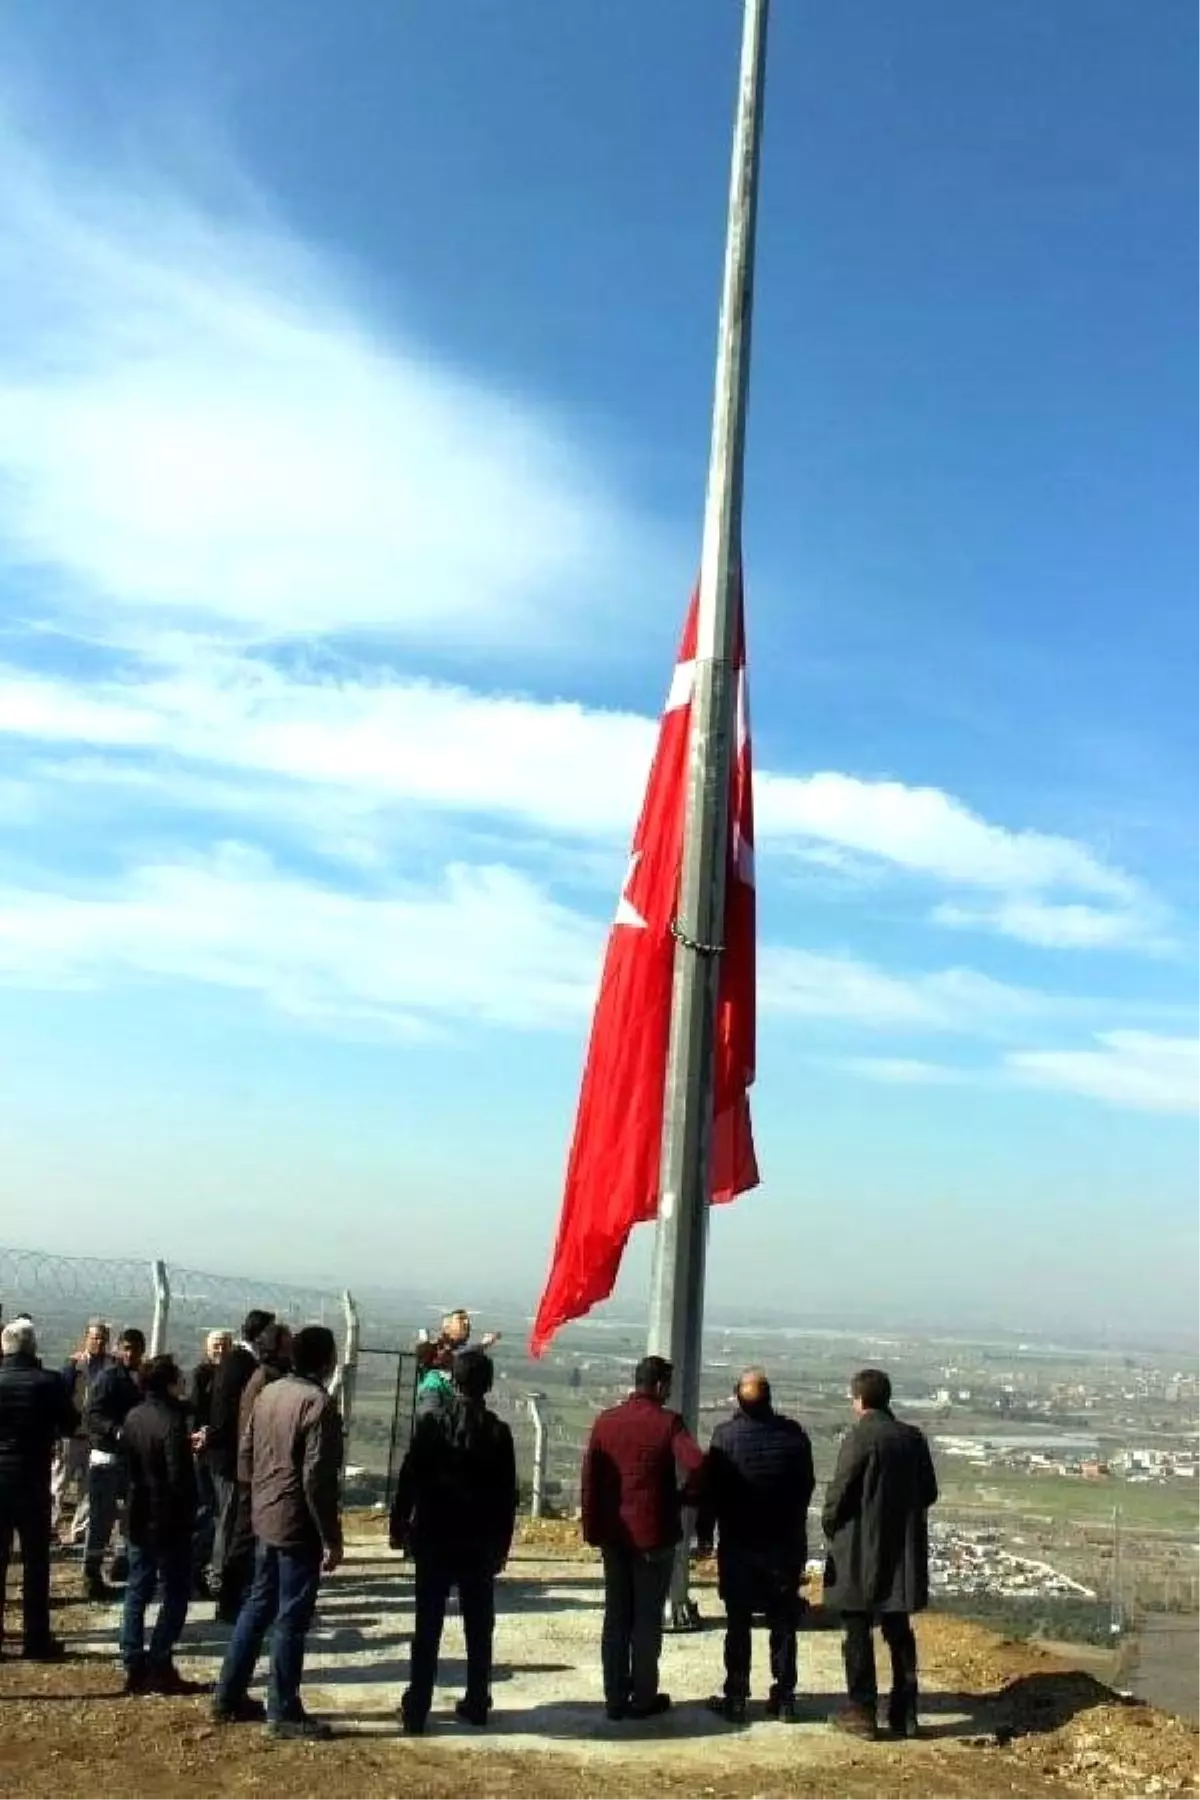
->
xmin=529 ymin=580 xmax=758 ymax=1357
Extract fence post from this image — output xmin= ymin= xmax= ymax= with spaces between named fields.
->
xmin=334 ymin=1289 xmax=360 ymax=1444
xmin=527 ymin=1392 xmax=548 ymax=1519
xmin=150 ymin=1260 xmax=171 ymax=1356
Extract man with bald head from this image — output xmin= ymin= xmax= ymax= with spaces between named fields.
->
xmin=697 ymin=1368 xmax=815 ymax=1723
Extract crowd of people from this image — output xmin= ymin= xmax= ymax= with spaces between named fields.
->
xmin=0 ymin=1302 xmax=938 ymax=1747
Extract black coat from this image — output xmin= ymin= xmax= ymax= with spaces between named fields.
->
xmin=821 ymin=1408 xmax=938 ymax=1616
xmin=0 ymin=1353 xmax=78 ymax=1491
xmin=85 ymin=1363 xmax=141 ymax=1456
xmin=207 ymin=1344 xmax=258 ymax=1479
xmin=390 ymin=1403 xmax=518 ymax=1573
xmin=698 ymin=1406 xmax=815 ymax=1564
xmin=190 ymin=1361 xmax=217 ymax=1432
xmin=122 ymin=1394 xmax=198 ymax=1550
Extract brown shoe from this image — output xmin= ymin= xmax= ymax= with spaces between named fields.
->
xmin=828 ymin=1703 xmax=878 ymax=1740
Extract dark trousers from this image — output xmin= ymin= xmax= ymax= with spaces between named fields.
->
xmin=210 ymin=1472 xmax=239 ymax=1590
xmin=119 ymin=1541 xmax=192 ymax=1672
xmin=600 ymin=1544 xmax=674 ymax=1709
xmin=0 ymin=1488 xmax=52 ymax=1650
xmin=720 ymin=1546 xmax=801 ymax=1701
xmin=405 ymin=1555 xmax=496 ymax=1722
xmin=841 ymin=1611 xmax=919 ymax=1719
xmin=84 ymin=1462 xmax=126 ymax=1576
xmin=192 ymin=1458 xmax=217 ymax=1578
xmin=215 ymin=1541 xmax=322 ymax=1725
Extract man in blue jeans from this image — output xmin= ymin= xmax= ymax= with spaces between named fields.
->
xmin=212 ymin=1326 xmax=343 ymax=1740
xmin=118 ymin=1353 xmax=204 ymax=1694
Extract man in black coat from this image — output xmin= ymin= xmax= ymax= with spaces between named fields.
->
xmin=206 ymin=1308 xmax=275 ymax=1621
xmin=390 ymin=1349 xmax=518 ymax=1734
xmin=821 ymin=1368 xmax=938 ymax=1740
xmin=696 ymin=1368 xmax=815 ymax=1723
xmin=119 ymin=1354 xmax=204 ymax=1695
xmin=83 ymin=1326 xmax=145 ymax=1599
xmin=0 ymin=1319 xmax=78 ymax=1658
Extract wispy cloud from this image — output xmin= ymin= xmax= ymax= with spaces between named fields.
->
xmin=0 ymin=846 xmax=600 ymax=1036
xmin=1005 ymin=1031 xmax=1199 ymax=1115
xmin=933 ymin=898 xmax=1171 ymax=954
xmin=833 ymin=1057 xmax=974 ymax=1086
xmin=761 ymin=947 xmax=1051 ymax=1033
xmin=0 ymin=108 xmax=669 ymax=654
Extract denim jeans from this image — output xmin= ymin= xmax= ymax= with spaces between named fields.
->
xmin=119 ymin=1541 xmax=192 ymax=1672
xmin=215 ymin=1541 xmax=322 ymax=1724
xmin=600 ymin=1545 xmax=675 ymax=1709
xmin=405 ymin=1555 xmax=496 ymax=1723
xmin=84 ymin=1462 xmax=127 ymax=1576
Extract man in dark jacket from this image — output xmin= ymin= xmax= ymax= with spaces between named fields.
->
xmin=189 ymin=1328 xmax=231 ymax=1598
xmin=207 ymin=1308 xmax=275 ymax=1621
xmin=822 ymin=1368 xmax=939 ymax=1740
xmin=581 ymin=1355 xmax=704 ymax=1721
xmin=83 ymin=1326 xmax=145 ymax=1599
xmin=211 ymin=1326 xmax=342 ymax=1740
xmin=696 ymin=1368 xmax=815 ymax=1723
xmin=0 ymin=1320 xmax=78 ymax=1658
xmin=119 ymin=1354 xmax=203 ymax=1695
xmin=221 ymin=1323 xmax=293 ymax=1622
xmin=390 ymin=1348 xmax=517 ymax=1734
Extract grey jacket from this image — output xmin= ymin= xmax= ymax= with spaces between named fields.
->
xmin=821 ymin=1408 xmax=938 ymax=1616
xmin=239 ymin=1372 xmax=343 ymax=1556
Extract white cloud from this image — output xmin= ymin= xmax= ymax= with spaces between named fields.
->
xmin=0 ymin=114 xmax=667 ymax=652
xmin=1006 ymin=1032 xmax=1199 ymax=1115
xmin=933 ymin=898 xmax=1169 ymax=953
xmin=0 ymin=846 xmax=601 ymax=1036
xmin=761 ymin=948 xmax=1049 ymax=1032
xmin=0 ymin=653 xmax=1158 ymax=955
xmin=758 ymin=770 xmax=1138 ymax=903
xmin=834 ymin=1057 xmax=973 ymax=1086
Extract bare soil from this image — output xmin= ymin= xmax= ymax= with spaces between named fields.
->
xmin=1 ymin=1528 xmax=1195 ymax=1800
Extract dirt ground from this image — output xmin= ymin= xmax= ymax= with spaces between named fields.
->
xmin=1 ymin=1525 xmax=1196 ymax=1800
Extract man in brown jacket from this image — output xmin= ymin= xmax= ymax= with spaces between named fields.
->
xmin=211 ymin=1326 xmax=343 ymax=1740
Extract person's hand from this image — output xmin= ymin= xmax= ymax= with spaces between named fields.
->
xmin=480 ymin=1331 xmax=501 ymax=1349
xmin=189 ymin=1431 xmax=206 ymax=1453
xmin=321 ymin=1546 xmax=343 ymax=1574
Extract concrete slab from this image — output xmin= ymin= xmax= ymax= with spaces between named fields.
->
xmin=74 ymin=1540 xmax=976 ymax=1768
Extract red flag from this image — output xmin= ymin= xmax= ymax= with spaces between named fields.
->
xmin=529 ymin=582 xmax=758 ymax=1357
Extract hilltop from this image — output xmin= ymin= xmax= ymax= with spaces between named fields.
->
xmin=1 ymin=1526 xmax=1196 ymax=1800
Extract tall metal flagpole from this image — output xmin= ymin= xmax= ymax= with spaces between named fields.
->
xmin=646 ymin=0 xmax=769 ymax=1627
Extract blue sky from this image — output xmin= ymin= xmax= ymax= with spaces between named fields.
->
xmin=0 ymin=1 xmax=1195 ymax=1334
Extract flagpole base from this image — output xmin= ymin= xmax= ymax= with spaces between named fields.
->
xmin=664 ymin=1597 xmax=704 ymax=1633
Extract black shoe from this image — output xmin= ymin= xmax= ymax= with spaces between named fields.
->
xmin=269 ymin=1715 xmax=332 ymax=1741
xmin=211 ymin=1695 xmax=267 ymax=1725
xmin=604 ymin=1699 xmax=628 ymax=1721
xmin=766 ymin=1693 xmax=798 ymax=1722
xmin=23 ymin=1638 xmax=67 ymax=1663
xmin=399 ymin=1693 xmax=427 ymax=1735
xmin=123 ymin=1663 xmax=152 ymax=1695
xmin=455 ymin=1698 xmax=490 ymax=1728
xmin=628 ymin=1692 xmax=671 ymax=1720
xmin=888 ymin=1706 xmax=920 ymax=1740
xmin=147 ymin=1663 xmax=208 ymax=1696
xmin=706 ymin=1694 xmax=748 ymax=1724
